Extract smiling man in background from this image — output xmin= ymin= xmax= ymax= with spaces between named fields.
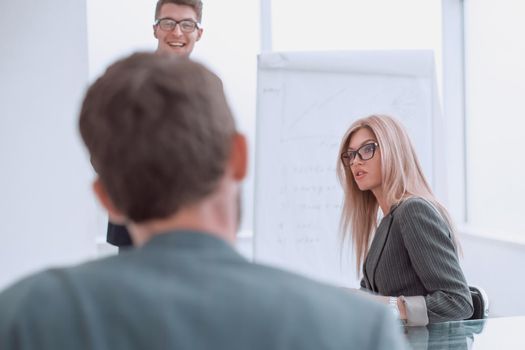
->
xmin=107 ymin=0 xmax=204 ymax=249
xmin=153 ymin=0 xmax=203 ymax=56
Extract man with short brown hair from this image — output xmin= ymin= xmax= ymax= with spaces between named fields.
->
xmin=0 ymin=53 xmax=407 ymax=350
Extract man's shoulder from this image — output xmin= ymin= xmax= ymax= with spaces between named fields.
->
xmin=242 ymin=264 xmax=406 ymax=348
xmin=245 ymin=262 xmax=390 ymax=319
xmin=0 ymin=256 xmax=128 ymax=347
xmin=0 ymin=255 xmax=122 ymax=317
xmin=0 ymin=268 xmax=66 ymax=306
xmin=0 ymin=269 xmax=72 ymax=338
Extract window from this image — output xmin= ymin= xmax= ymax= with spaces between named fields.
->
xmin=464 ymin=0 xmax=525 ymax=239
xmin=272 ymin=0 xmax=442 ymax=71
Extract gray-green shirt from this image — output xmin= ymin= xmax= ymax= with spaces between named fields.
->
xmin=0 ymin=230 xmax=407 ymax=350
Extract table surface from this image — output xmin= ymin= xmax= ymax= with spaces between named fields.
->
xmin=404 ymin=316 xmax=525 ymax=350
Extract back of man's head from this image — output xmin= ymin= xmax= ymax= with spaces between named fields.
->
xmin=79 ymin=53 xmax=235 ymax=223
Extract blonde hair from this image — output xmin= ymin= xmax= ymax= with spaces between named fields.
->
xmin=336 ymin=115 xmax=457 ymax=274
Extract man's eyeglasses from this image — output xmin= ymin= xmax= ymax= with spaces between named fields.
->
xmin=341 ymin=142 xmax=379 ymax=167
xmin=155 ymin=18 xmax=200 ymax=33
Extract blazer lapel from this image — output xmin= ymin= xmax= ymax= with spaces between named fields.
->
xmin=364 ymin=214 xmax=394 ymax=292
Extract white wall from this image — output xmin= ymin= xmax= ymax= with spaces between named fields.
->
xmin=460 ymin=232 xmax=525 ymax=317
xmin=0 ymin=1 xmax=98 ymax=289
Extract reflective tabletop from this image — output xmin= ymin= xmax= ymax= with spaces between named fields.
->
xmin=404 ymin=316 xmax=525 ymax=349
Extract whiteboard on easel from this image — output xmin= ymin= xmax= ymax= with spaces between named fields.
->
xmin=253 ymin=50 xmax=440 ymax=287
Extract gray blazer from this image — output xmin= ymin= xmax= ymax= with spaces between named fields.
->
xmin=0 ymin=231 xmax=407 ymax=350
xmin=361 ymin=197 xmax=473 ymax=325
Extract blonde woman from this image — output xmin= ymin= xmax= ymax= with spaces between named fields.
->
xmin=337 ymin=115 xmax=473 ymax=326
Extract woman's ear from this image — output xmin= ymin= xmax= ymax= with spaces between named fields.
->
xmin=92 ymin=177 xmax=127 ymax=225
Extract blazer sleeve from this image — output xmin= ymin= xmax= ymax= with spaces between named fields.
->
xmin=397 ymin=199 xmax=473 ymax=324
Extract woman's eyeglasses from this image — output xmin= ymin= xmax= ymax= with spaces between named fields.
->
xmin=340 ymin=142 xmax=379 ymax=167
